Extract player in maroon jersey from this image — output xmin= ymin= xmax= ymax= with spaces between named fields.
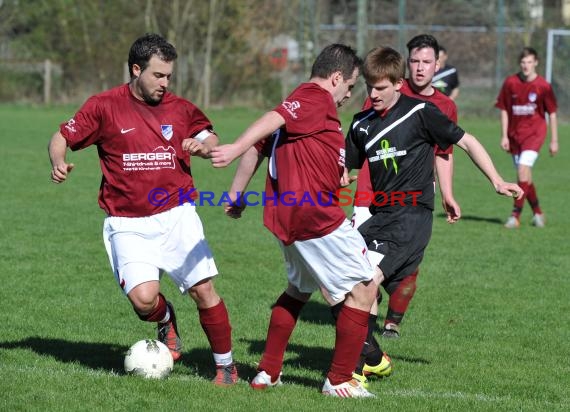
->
xmin=48 ymin=33 xmax=237 ymax=385
xmin=496 ymin=47 xmax=558 ymax=229
xmin=211 ymin=44 xmax=382 ymax=398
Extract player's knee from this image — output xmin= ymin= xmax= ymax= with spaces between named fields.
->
xmin=401 ymin=280 xmax=417 ymax=297
xmin=188 ymin=278 xmax=219 ymax=307
xmin=347 ymin=280 xmax=377 ymax=310
xmin=128 ymin=284 xmax=159 ymax=314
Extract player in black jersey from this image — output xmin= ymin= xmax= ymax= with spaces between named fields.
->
xmin=344 ymin=46 xmax=522 ymax=383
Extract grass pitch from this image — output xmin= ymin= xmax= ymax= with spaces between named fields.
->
xmin=0 ymin=105 xmax=568 ymax=411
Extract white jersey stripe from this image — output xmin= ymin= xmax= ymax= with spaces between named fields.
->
xmin=364 ymin=102 xmax=426 ymax=151
xmin=432 ymin=67 xmax=457 ymax=82
xmin=351 ymin=110 xmax=376 ymax=130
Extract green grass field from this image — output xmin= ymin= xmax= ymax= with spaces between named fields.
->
xmin=0 ymin=105 xmax=568 ymax=411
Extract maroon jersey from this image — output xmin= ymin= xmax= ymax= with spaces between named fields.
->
xmin=354 ymin=80 xmax=458 ymax=206
xmin=495 ymin=73 xmax=557 ymax=151
xmin=60 ymin=84 xmax=211 ymax=217
xmin=257 ymin=82 xmax=347 ymax=245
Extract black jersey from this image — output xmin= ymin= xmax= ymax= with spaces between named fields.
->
xmin=432 ymin=65 xmax=459 ymax=96
xmin=345 ymin=94 xmax=464 ymax=212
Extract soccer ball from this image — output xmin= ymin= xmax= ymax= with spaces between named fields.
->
xmin=124 ymin=339 xmax=174 ymax=379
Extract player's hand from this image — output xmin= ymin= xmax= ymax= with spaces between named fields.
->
xmin=225 ymin=203 xmax=246 ymax=219
xmin=442 ymin=195 xmax=461 ymax=224
xmin=182 ymin=138 xmax=210 ymax=158
xmin=51 ymin=162 xmax=75 ymax=183
xmin=500 ymin=136 xmax=510 ymax=152
xmin=224 ymin=192 xmax=246 ymax=218
xmin=549 ymin=140 xmax=559 ymax=157
xmin=495 ymin=182 xmax=523 ymax=199
xmin=210 ymin=144 xmax=240 ymax=168
xmin=340 ymin=167 xmax=357 ymax=187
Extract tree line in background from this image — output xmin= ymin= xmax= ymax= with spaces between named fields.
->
xmin=0 ymin=0 xmax=568 ymax=113
xmin=0 ymin=0 xmax=295 ymax=106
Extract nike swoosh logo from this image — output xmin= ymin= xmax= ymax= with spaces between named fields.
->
xmin=121 ymin=128 xmax=135 ymax=134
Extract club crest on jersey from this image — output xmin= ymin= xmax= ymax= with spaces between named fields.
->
xmin=161 ymin=125 xmax=173 ymax=140
xmin=528 ymin=92 xmax=537 ymax=102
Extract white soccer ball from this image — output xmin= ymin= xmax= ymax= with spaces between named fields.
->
xmin=124 ymin=339 xmax=174 ymax=379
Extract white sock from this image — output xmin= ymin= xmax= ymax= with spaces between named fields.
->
xmin=213 ymin=351 xmax=233 ymax=366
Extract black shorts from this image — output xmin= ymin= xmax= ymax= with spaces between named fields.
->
xmin=358 ymin=206 xmax=433 ymax=282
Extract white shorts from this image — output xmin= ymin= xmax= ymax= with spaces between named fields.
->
xmin=103 ymin=203 xmax=218 ymax=295
xmin=279 ymin=219 xmax=375 ymax=304
xmin=351 ymin=206 xmax=373 ymax=229
xmin=513 ymin=150 xmax=539 ymax=167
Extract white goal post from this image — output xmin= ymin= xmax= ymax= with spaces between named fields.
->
xmin=545 ymin=29 xmax=570 ymax=84
xmin=545 ymin=29 xmax=570 ymax=121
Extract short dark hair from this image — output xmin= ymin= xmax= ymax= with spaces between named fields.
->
xmin=406 ymin=34 xmax=440 ymax=58
xmin=519 ymin=47 xmax=538 ymax=61
xmin=128 ymin=33 xmax=178 ymax=78
xmin=362 ymin=47 xmax=406 ymax=84
xmin=310 ymin=43 xmax=362 ymax=80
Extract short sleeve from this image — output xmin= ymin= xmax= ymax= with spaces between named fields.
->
xmin=59 ymin=96 xmax=103 ymax=151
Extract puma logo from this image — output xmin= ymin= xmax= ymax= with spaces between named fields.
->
xmin=371 ymin=240 xmax=383 ymax=250
xmin=359 ymin=125 xmax=370 ymax=135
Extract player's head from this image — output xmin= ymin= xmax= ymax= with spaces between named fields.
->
xmin=362 ymin=47 xmax=405 ymax=112
xmin=406 ymin=34 xmax=440 ymax=91
xmin=406 ymin=34 xmax=440 ymax=59
xmin=311 ymin=43 xmax=362 ymax=80
xmin=518 ymin=47 xmax=539 ymax=78
xmin=363 ymin=46 xmax=405 ymax=85
xmin=311 ymin=44 xmax=363 ymax=107
xmin=128 ymin=33 xmax=178 ymax=105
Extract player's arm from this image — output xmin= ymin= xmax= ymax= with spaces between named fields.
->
xmin=225 ymin=146 xmax=265 ymax=219
xmin=182 ymin=130 xmax=219 ymax=158
xmin=201 ymin=133 xmax=219 ymax=154
xmin=548 ymin=112 xmax=559 ymax=156
xmin=435 ymin=153 xmax=461 ymax=223
xmin=48 ymin=131 xmax=75 ymax=184
xmin=211 ymin=111 xmax=285 ymax=167
xmin=456 ymin=133 xmax=523 ymax=198
xmin=499 ymin=109 xmax=510 ymax=151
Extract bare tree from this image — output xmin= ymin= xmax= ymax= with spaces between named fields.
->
xmin=202 ymin=0 xmax=217 ymax=108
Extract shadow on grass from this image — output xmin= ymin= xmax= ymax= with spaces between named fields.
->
xmin=436 ymin=213 xmax=503 ymax=224
xmin=239 ymin=338 xmax=330 ymax=388
xmin=241 ymin=334 xmax=431 ymax=386
xmin=173 ymin=345 xmax=323 ymax=388
xmin=298 ymin=300 xmax=334 ymax=325
xmin=0 ymin=337 xmax=235 ymax=380
xmin=299 ymin=301 xmax=385 ymax=333
xmin=0 ymin=337 xmax=127 ymax=372
xmin=1 ymin=334 xmax=430 ymax=386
